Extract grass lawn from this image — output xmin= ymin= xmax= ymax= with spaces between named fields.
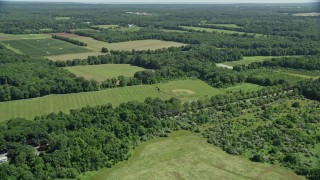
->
xmin=207 ymin=23 xmax=242 ymax=29
xmin=218 ymin=56 xmax=278 ymax=68
xmin=0 ymin=33 xmax=50 ymax=41
xmin=180 ymin=26 xmax=264 ymax=37
xmin=3 ymin=38 xmax=90 ymax=56
xmin=93 ymin=25 xmax=141 ymax=32
xmin=47 ymin=33 xmax=187 ymax=61
xmin=78 ymin=131 xmax=303 ymax=180
xmin=0 ymin=79 xmax=259 ymax=122
xmin=293 ymin=12 xmax=320 ymax=16
xmin=65 ymin=64 xmax=146 ymax=81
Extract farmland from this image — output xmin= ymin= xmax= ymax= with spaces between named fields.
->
xmin=207 ymin=23 xmax=242 ymax=29
xmin=47 ymin=33 xmax=187 ymax=61
xmin=3 ymin=38 xmax=90 ymax=56
xmin=0 ymin=79 xmax=244 ymax=122
xmin=180 ymin=26 xmax=264 ymax=37
xmin=217 ymin=56 xmax=279 ymax=68
xmin=93 ymin=25 xmax=142 ymax=31
xmin=65 ymin=64 xmax=146 ymax=81
xmin=293 ymin=12 xmax=320 ymax=16
xmin=79 ymin=131 xmax=304 ymax=180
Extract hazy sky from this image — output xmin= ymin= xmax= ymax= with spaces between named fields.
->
xmin=2 ymin=0 xmax=318 ymax=3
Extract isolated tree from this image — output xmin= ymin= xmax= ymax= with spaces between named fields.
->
xmin=101 ymin=47 xmax=109 ymax=53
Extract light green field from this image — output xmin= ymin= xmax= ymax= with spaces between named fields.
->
xmin=78 ymin=131 xmax=304 ymax=180
xmin=0 ymin=80 xmax=260 ymax=122
xmin=181 ymin=26 xmax=264 ymax=37
xmin=161 ymin=29 xmax=186 ymax=33
xmin=217 ymin=56 xmax=279 ymax=68
xmin=54 ymin=16 xmax=71 ymax=20
xmin=207 ymin=23 xmax=242 ymax=29
xmin=93 ymin=25 xmax=142 ymax=32
xmin=47 ymin=33 xmax=187 ymax=61
xmin=65 ymin=64 xmax=146 ymax=81
xmin=0 ymin=33 xmax=50 ymax=41
xmin=293 ymin=12 xmax=320 ymax=16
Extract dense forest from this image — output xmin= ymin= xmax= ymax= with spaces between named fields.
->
xmin=0 ymin=2 xmax=319 ymax=180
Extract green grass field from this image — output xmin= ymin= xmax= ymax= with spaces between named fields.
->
xmin=54 ymin=16 xmax=71 ymax=20
xmin=293 ymin=12 xmax=320 ymax=16
xmin=65 ymin=64 xmax=146 ymax=81
xmin=93 ymin=25 xmax=142 ymax=32
xmin=217 ymin=56 xmax=279 ymax=68
xmin=3 ymin=38 xmax=90 ymax=56
xmin=0 ymin=80 xmax=260 ymax=122
xmin=0 ymin=33 xmax=50 ymax=41
xmin=78 ymin=131 xmax=303 ymax=180
xmin=207 ymin=23 xmax=242 ymax=29
xmin=47 ymin=33 xmax=187 ymax=61
xmin=181 ymin=26 xmax=264 ymax=37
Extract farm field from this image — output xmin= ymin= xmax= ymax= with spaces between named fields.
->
xmin=0 ymin=33 xmax=50 ymax=41
xmin=78 ymin=131 xmax=304 ymax=180
xmin=180 ymin=26 xmax=264 ymax=37
xmin=0 ymin=80 xmax=259 ymax=122
xmin=3 ymin=38 xmax=90 ymax=56
xmin=93 ymin=25 xmax=142 ymax=31
xmin=217 ymin=56 xmax=279 ymax=68
xmin=293 ymin=12 xmax=320 ymax=16
xmin=47 ymin=33 xmax=187 ymax=61
xmin=206 ymin=23 xmax=242 ymax=29
xmin=65 ymin=64 xmax=146 ymax=81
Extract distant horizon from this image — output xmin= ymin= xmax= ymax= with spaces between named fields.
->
xmin=2 ymin=0 xmax=318 ymax=4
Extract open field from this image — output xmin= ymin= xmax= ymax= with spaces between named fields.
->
xmin=181 ymin=26 xmax=264 ymax=37
xmin=293 ymin=12 xmax=320 ymax=16
xmin=217 ymin=56 xmax=279 ymax=68
xmin=3 ymin=38 xmax=90 ymax=56
xmin=0 ymin=80 xmax=259 ymax=122
xmin=47 ymin=33 xmax=187 ymax=61
xmin=93 ymin=25 xmax=142 ymax=32
xmin=54 ymin=16 xmax=71 ymax=20
xmin=0 ymin=33 xmax=50 ymax=41
xmin=78 ymin=131 xmax=304 ymax=180
xmin=207 ymin=23 xmax=242 ymax=29
xmin=65 ymin=64 xmax=146 ymax=81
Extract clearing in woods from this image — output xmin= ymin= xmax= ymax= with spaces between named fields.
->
xmin=0 ymin=80 xmax=260 ymax=122
xmin=206 ymin=23 xmax=242 ymax=29
xmin=65 ymin=64 xmax=146 ymax=81
xmin=78 ymin=131 xmax=304 ymax=180
xmin=180 ymin=26 xmax=265 ymax=37
xmin=217 ymin=56 xmax=288 ymax=69
xmin=293 ymin=12 xmax=320 ymax=16
xmin=93 ymin=25 xmax=142 ymax=31
xmin=2 ymin=38 xmax=90 ymax=56
xmin=47 ymin=33 xmax=187 ymax=61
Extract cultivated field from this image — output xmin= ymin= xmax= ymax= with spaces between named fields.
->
xmin=180 ymin=26 xmax=264 ymax=37
xmin=47 ymin=33 xmax=187 ymax=61
xmin=217 ymin=56 xmax=279 ymax=68
xmin=0 ymin=80 xmax=259 ymax=122
xmin=93 ymin=25 xmax=142 ymax=31
xmin=207 ymin=23 xmax=242 ymax=29
xmin=65 ymin=64 xmax=146 ymax=81
xmin=293 ymin=12 xmax=320 ymax=16
xmin=0 ymin=33 xmax=50 ymax=41
xmin=3 ymin=38 xmax=90 ymax=56
xmin=78 ymin=131 xmax=304 ymax=180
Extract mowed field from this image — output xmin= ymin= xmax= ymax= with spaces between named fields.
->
xmin=47 ymin=33 xmax=187 ymax=61
xmin=78 ymin=131 xmax=304 ymax=180
xmin=180 ymin=26 xmax=264 ymax=37
xmin=293 ymin=12 xmax=320 ymax=16
xmin=2 ymin=38 xmax=90 ymax=56
xmin=216 ymin=56 xmax=279 ymax=69
xmin=65 ymin=64 xmax=146 ymax=81
xmin=0 ymin=80 xmax=260 ymax=122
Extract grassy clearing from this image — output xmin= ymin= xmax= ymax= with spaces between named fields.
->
xmin=65 ymin=64 xmax=146 ymax=81
xmin=78 ymin=131 xmax=303 ymax=180
xmin=218 ymin=56 xmax=279 ymax=68
xmin=293 ymin=12 xmax=320 ymax=16
xmin=161 ymin=29 xmax=186 ymax=33
xmin=93 ymin=25 xmax=141 ymax=32
xmin=207 ymin=23 xmax=242 ymax=29
xmin=180 ymin=26 xmax=264 ymax=37
xmin=0 ymin=33 xmax=50 ymax=41
xmin=0 ymin=80 xmax=259 ymax=122
xmin=47 ymin=33 xmax=187 ymax=61
xmin=277 ymin=69 xmax=320 ymax=79
xmin=3 ymin=38 xmax=90 ymax=56
xmin=54 ymin=16 xmax=71 ymax=20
